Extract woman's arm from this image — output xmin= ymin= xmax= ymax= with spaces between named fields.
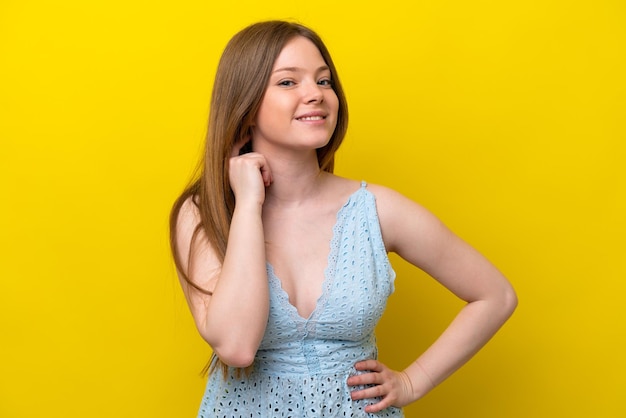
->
xmin=174 ymin=150 xmax=273 ymax=368
xmin=348 ymin=185 xmax=517 ymax=411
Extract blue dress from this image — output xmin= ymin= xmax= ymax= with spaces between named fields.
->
xmin=198 ymin=182 xmax=404 ymax=417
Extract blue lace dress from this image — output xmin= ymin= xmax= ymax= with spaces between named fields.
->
xmin=198 ymin=182 xmax=404 ymax=417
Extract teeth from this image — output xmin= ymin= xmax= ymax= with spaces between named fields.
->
xmin=298 ymin=116 xmax=324 ymax=121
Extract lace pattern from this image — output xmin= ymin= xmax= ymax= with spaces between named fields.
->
xmin=197 ymin=182 xmax=402 ymax=417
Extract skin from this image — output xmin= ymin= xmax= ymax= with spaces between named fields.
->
xmin=175 ymin=35 xmax=517 ymax=413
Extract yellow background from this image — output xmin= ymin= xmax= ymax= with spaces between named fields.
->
xmin=1 ymin=1 xmax=624 ymax=417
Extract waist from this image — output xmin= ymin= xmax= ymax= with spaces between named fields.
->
xmin=254 ymin=335 xmax=377 ymax=377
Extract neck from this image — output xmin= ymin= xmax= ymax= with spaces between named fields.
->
xmin=263 ymin=152 xmax=328 ymax=207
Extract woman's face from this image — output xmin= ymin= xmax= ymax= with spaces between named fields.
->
xmin=251 ymin=36 xmax=339 ymax=156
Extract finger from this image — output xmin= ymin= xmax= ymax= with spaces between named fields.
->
xmin=350 ymin=385 xmax=385 ymax=401
xmin=259 ymin=160 xmax=272 ymax=187
xmin=364 ymin=398 xmax=394 ymax=414
xmin=347 ymin=372 xmax=382 ymax=387
xmin=354 ymin=359 xmax=383 ymax=372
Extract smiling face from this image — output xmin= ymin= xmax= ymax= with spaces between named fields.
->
xmin=251 ymin=36 xmax=340 ymax=158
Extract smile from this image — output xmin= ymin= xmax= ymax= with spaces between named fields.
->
xmin=296 ymin=116 xmax=325 ymax=121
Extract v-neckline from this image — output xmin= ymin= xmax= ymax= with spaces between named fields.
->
xmin=266 ymin=184 xmax=366 ymax=322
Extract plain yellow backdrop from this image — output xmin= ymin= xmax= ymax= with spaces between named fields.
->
xmin=1 ymin=1 xmax=624 ymax=417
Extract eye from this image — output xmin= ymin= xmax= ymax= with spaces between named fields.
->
xmin=277 ymin=79 xmax=296 ymax=87
xmin=317 ymin=78 xmax=332 ymax=87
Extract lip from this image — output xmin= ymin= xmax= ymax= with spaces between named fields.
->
xmin=294 ymin=111 xmax=327 ymax=121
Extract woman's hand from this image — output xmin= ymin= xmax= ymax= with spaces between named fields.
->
xmin=229 ymin=139 xmax=272 ymax=206
xmin=347 ymin=359 xmax=415 ymax=413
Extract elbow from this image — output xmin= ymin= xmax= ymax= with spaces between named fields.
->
xmin=200 ymin=333 xmax=257 ymax=368
xmin=212 ymin=346 xmax=257 ymax=368
xmin=500 ymin=283 xmax=518 ymax=319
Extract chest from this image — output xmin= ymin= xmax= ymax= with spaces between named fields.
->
xmin=261 ymin=209 xmax=395 ymax=346
xmin=263 ymin=207 xmax=338 ymax=318
xmin=259 ymin=191 xmax=396 ymax=344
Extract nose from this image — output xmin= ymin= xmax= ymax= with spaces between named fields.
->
xmin=302 ymin=80 xmax=324 ymax=104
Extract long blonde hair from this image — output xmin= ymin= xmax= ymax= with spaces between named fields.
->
xmin=169 ymin=21 xmax=349 ymax=374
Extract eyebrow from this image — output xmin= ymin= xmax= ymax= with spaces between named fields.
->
xmin=272 ymin=65 xmax=330 ymax=74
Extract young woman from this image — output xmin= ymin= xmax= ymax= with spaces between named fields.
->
xmin=170 ymin=20 xmax=517 ymax=417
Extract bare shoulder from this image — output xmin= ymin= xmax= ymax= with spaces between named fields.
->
xmin=364 ymin=182 xmax=413 ymax=210
xmin=174 ymin=194 xmax=221 ymax=293
xmin=364 ymin=183 xmax=447 ymax=255
xmin=177 ymin=194 xmax=200 ymax=223
xmin=365 ymin=183 xmax=434 ymax=225
xmin=174 ymin=195 xmax=202 ymax=250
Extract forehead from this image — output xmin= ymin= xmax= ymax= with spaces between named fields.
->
xmin=272 ymin=36 xmax=328 ymax=70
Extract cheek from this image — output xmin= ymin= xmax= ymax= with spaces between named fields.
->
xmin=260 ymin=94 xmax=291 ymax=117
xmin=255 ymin=98 xmax=281 ymax=127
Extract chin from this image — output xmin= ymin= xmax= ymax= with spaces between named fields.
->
xmin=305 ymin=134 xmax=333 ymax=149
